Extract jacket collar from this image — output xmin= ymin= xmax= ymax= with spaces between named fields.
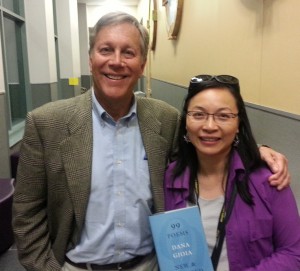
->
xmin=166 ymin=150 xmax=246 ymax=191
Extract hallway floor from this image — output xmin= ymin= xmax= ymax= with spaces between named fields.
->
xmin=0 ymin=245 xmax=25 ymax=271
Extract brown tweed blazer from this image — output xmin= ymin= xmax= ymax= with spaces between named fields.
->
xmin=12 ymin=90 xmax=180 ymax=271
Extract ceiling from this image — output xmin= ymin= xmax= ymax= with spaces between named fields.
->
xmin=77 ymin=0 xmax=140 ymax=6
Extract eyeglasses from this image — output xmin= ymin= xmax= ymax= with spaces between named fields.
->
xmin=189 ymin=75 xmax=239 ymax=91
xmin=187 ymin=111 xmax=239 ymax=124
xmin=190 ymin=75 xmax=239 ymax=85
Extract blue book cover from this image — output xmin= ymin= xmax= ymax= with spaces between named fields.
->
xmin=149 ymin=206 xmax=213 ymax=271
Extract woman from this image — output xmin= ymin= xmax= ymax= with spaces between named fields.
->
xmin=164 ymin=75 xmax=300 ymax=270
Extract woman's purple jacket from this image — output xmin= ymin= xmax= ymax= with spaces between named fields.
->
xmin=164 ymin=150 xmax=300 ymax=270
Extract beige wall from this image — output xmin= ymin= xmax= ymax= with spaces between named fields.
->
xmin=86 ymin=5 xmax=138 ymax=27
xmin=141 ymin=0 xmax=300 ymax=115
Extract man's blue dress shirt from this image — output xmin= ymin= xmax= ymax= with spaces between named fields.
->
xmin=67 ymin=90 xmax=154 ymax=264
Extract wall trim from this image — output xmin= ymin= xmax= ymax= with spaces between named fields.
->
xmin=245 ymin=102 xmax=300 ymax=121
xmin=9 ymin=120 xmax=25 ymax=147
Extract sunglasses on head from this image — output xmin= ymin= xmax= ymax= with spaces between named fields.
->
xmin=189 ymin=74 xmax=239 ymax=91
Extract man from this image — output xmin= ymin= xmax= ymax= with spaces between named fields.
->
xmin=13 ymin=12 xmax=289 ymax=271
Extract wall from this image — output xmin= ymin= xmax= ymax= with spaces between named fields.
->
xmin=25 ymin=0 xmax=56 ymax=84
xmin=0 ymin=36 xmax=11 ymax=178
xmin=56 ymin=0 xmax=81 ymax=97
xmin=78 ymin=4 xmax=91 ymax=90
xmin=86 ymin=5 xmax=137 ymax=28
xmin=246 ymin=104 xmax=300 ymax=210
xmin=146 ymin=0 xmax=300 ymax=115
xmin=25 ymin=0 xmax=58 ymax=107
xmin=136 ymin=0 xmax=300 ymax=208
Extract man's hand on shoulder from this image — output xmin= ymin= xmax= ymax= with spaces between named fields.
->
xmin=258 ymin=145 xmax=290 ymax=190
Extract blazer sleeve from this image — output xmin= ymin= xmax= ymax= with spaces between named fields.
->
xmin=12 ymin=111 xmax=62 ymax=271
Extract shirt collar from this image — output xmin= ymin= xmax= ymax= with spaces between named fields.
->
xmin=92 ymin=88 xmax=137 ymax=127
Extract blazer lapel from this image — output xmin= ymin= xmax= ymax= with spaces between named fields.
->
xmin=60 ymin=93 xmax=93 ymax=230
xmin=137 ymin=98 xmax=169 ymax=212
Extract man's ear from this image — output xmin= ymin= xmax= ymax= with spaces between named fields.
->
xmin=140 ymin=60 xmax=147 ymax=75
xmin=89 ymin=57 xmax=93 ymax=73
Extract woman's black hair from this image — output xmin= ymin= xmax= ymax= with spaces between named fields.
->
xmin=172 ymin=77 xmax=264 ymax=205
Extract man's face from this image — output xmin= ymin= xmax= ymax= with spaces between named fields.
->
xmin=89 ymin=23 xmax=146 ymax=105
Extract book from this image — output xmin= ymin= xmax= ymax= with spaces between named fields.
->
xmin=149 ymin=206 xmax=213 ymax=271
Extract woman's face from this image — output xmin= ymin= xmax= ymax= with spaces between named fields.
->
xmin=186 ymin=88 xmax=239 ymax=160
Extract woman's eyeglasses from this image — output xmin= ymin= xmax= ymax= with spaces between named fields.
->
xmin=187 ymin=111 xmax=239 ymax=124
